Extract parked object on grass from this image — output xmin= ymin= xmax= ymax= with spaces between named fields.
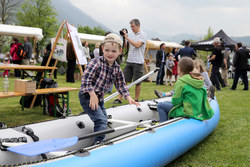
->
xmin=1 ymin=97 xmax=219 ymax=167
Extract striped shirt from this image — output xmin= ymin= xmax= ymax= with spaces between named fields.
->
xmin=80 ymin=57 xmax=130 ymax=100
xmin=126 ymin=30 xmax=147 ymax=64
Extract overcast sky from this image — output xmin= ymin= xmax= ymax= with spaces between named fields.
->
xmin=69 ymin=0 xmax=250 ymax=37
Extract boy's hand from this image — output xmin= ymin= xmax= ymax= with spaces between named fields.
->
xmin=126 ymin=96 xmax=140 ymax=106
xmin=89 ymin=91 xmax=99 ymax=110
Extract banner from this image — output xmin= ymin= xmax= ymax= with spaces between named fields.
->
xmin=66 ymin=23 xmax=87 ymax=65
xmin=51 ymin=38 xmax=67 ymax=62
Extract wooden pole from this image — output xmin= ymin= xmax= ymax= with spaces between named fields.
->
xmin=143 ymin=47 xmax=151 ymax=82
xmin=30 ymin=20 xmax=68 ymax=108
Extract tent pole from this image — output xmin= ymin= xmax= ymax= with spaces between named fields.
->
xmin=143 ymin=47 xmax=151 ymax=82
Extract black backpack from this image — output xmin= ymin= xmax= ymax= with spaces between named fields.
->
xmin=41 ymin=78 xmax=70 ymax=117
xmin=17 ymin=45 xmax=26 ymax=58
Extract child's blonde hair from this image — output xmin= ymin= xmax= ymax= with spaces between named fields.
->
xmin=178 ymin=57 xmax=203 ymax=80
xmin=193 ymin=59 xmax=207 ymax=73
xmin=5 ymin=52 xmax=10 ymax=57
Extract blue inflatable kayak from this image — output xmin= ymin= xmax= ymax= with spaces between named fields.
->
xmin=33 ymin=98 xmax=219 ymax=167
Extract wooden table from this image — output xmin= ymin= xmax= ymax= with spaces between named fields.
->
xmin=0 ymin=64 xmax=57 ymax=79
xmin=0 ymin=87 xmax=79 ymax=116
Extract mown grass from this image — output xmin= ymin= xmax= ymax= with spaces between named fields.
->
xmin=0 ymin=74 xmax=249 ymax=167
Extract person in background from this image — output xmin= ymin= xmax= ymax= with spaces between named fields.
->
xmin=66 ymin=41 xmax=76 ymax=83
xmin=175 ymin=40 xmax=197 ymax=59
xmin=172 ymin=48 xmax=179 ymax=82
xmin=155 ymin=43 xmax=166 ymax=85
xmin=79 ymin=33 xmax=139 ymax=145
xmin=22 ymin=36 xmax=32 ymax=66
xmin=165 ymin=53 xmax=175 ymax=86
xmin=208 ymin=37 xmax=226 ymax=91
xmin=22 ymin=36 xmax=33 ymax=76
xmin=113 ymin=18 xmax=147 ymax=104
xmin=2 ymin=52 xmax=11 ymax=77
xmin=93 ymin=42 xmax=100 ymax=58
xmin=193 ymin=59 xmax=215 ymax=99
xmin=82 ymin=41 xmax=91 ymax=61
xmin=10 ymin=37 xmax=22 ymax=78
xmin=231 ymin=42 xmax=249 ymax=90
xmin=157 ymin=57 xmax=214 ymax=122
xmin=44 ymin=43 xmax=57 ymax=79
xmin=221 ymin=48 xmax=230 ymax=87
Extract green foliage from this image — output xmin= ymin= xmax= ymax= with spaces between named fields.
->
xmin=1 ymin=43 xmax=10 ymax=53
xmin=16 ymin=0 xmax=59 ymax=47
xmin=77 ymin=25 xmax=106 ymax=35
xmin=195 ymin=27 xmax=214 ymax=62
xmin=77 ymin=25 xmax=106 ymax=51
xmin=204 ymin=27 xmax=214 ymax=40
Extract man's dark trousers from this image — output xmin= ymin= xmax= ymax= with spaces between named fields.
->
xmin=231 ymin=69 xmax=248 ymax=90
xmin=156 ymin=63 xmax=165 ymax=85
xmin=210 ymin=65 xmax=226 ymax=90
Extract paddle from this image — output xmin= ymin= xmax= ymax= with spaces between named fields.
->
xmin=104 ymin=69 xmax=159 ymax=103
xmin=7 ymin=120 xmax=152 ymax=157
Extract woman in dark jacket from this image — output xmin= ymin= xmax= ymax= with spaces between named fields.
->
xmin=66 ymin=41 xmax=76 ymax=83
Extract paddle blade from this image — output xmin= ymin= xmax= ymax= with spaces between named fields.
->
xmin=7 ymin=136 xmax=78 ymax=156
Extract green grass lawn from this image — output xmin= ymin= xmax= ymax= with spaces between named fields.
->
xmin=0 ymin=74 xmax=249 ymax=167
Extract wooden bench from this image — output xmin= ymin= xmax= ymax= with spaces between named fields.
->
xmin=0 ymin=87 xmax=79 ymax=116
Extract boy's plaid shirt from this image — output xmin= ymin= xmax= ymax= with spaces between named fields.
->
xmin=80 ymin=57 xmax=129 ymax=100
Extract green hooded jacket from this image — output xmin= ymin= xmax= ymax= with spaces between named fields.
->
xmin=169 ymin=74 xmax=214 ymax=120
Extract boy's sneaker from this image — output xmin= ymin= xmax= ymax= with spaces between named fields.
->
xmin=112 ymin=99 xmax=122 ymax=104
xmin=154 ymin=90 xmax=163 ymax=98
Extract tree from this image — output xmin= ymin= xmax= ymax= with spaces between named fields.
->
xmin=203 ymin=27 xmax=213 ymax=40
xmin=78 ymin=25 xmax=106 ymax=36
xmin=0 ymin=0 xmax=22 ymax=52
xmin=16 ymin=0 xmax=59 ymax=48
xmin=78 ymin=25 xmax=106 ymax=51
xmin=196 ymin=27 xmax=214 ymax=62
xmin=0 ymin=0 xmax=21 ymax=24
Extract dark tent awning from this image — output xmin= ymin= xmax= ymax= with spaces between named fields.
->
xmin=191 ymin=29 xmax=238 ymax=51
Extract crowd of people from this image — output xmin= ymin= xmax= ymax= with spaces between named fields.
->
xmin=2 ymin=37 xmax=33 ymax=78
xmin=1 ymin=18 xmax=249 ymax=146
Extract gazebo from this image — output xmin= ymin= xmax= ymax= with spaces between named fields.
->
xmin=191 ymin=29 xmax=237 ymax=51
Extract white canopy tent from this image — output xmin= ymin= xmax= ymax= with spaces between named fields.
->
xmin=77 ymin=33 xmax=184 ymax=50
xmin=76 ymin=33 xmax=184 ymax=81
xmin=78 ymin=33 xmax=104 ymax=44
xmin=144 ymin=40 xmax=184 ymax=82
xmin=144 ymin=39 xmax=184 ymax=62
xmin=146 ymin=40 xmax=184 ymax=50
xmin=0 ymin=24 xmax=43 ymax=41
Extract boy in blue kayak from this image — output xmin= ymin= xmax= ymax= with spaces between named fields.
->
xmin=79 ymin=33 xmax=139 ymax=144
xmin=157 ymin=57 xmax=214 ymax=122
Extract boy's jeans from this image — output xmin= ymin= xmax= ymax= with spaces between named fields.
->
xmin=79 ymin=92 xmax=107 ymax=142
xmin=157 ymin=101 xmax=174 ymax=122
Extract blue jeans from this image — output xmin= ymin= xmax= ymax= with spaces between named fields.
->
xmin=107 ymin=84 xmax=113 ymax=93
xmin=79 ymin=92 xmax=107 ymax=142
xmin=157 ymin=101 xmax=174 ymax=122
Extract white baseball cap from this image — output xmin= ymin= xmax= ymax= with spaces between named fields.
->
xmin=103 ymin=33 xmax=122 ymax=46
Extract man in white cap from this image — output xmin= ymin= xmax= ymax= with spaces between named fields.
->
xmin=208 ymin=37 xmax=226 ymax=91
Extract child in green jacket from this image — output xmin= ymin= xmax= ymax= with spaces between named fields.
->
xmin=157 ymin=57 xmax=214 ymax=122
